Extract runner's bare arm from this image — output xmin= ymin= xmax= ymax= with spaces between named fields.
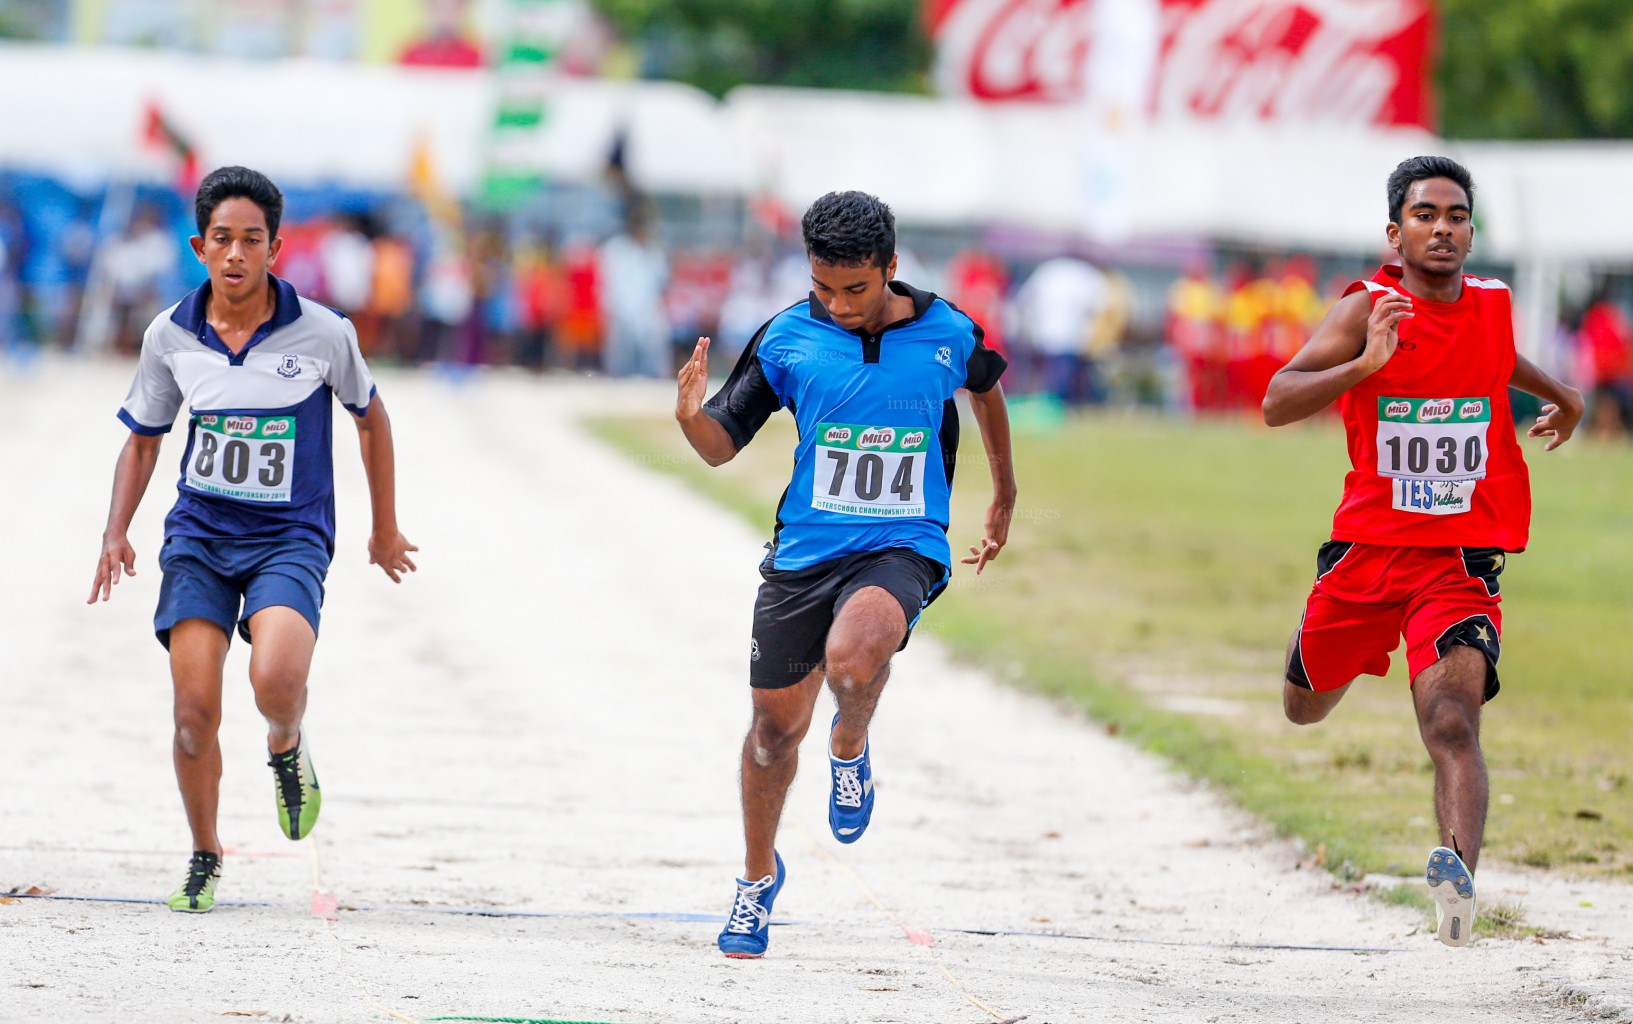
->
xmin=675 ymin=336 xmax=738 ymax=466
xmin=1512 ymin=353 xmax=1584 ymax=452
xmin=1263 ymin=290 xmax=1411 ymax=426
xmin=89 ymin=432 xmax=164 ymax=604
xmin=353 ymin=394 xmax=419 ymax=583
xmin=962 ymin=383 xmax=1017 ymax=574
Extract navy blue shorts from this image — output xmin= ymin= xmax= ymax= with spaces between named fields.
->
xmin=154 ymin=535 xmax=330 ymax=649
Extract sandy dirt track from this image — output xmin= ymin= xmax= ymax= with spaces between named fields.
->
xmin=1 ymin=355 xmax=1630 ymax=1024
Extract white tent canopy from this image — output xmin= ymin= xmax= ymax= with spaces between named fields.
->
xmin=4 ymin=42 xmax=1633 ymax=265
xmin=0 ymin=43 xmax=749 ymax=199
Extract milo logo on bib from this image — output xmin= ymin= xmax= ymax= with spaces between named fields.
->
xmin=811 ymin=422 xmax=929 ymax=518
xmin=1376 ymin=396 xmax=1491 ymax=517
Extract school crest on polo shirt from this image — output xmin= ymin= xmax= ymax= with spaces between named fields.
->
xmin=277 ymin=354 xmax=302 ymax=379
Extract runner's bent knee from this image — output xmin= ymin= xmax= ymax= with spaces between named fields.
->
xmin=1420 ymin=702 xmax=1479 ymax=754
xmin=172 ymin=703 xmax=220 ymax=755
xmin=826 ymin=590 xmax=905 ymax=689
xmin=748 ymin=713 xmax=809 ymax=760
xmin=248 ymin=658 xmax=309 ymax=698
xmin=825 ymin=647 xmax=890 ymax=694
xmin=1283 ymin=684 xmax=1332 ymax=725
xmin=748 ymin=684 xmax=818 ymax=756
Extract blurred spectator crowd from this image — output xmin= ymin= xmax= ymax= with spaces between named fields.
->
xmin=1 ymin=176 xmax=1630 ymax=440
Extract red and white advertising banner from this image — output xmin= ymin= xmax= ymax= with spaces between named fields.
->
xmin=928 ymin=0 xmax=1436 ymax=129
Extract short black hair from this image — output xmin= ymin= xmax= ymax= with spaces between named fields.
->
xmin=802 ymin=191 xmax=894 ymax=270
xmin=195 ymin=165 xmax=284 ymax=238
xmin=1387 ymin=155 xmax=1474 ymax=224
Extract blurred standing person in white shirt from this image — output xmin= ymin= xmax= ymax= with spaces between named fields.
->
xmin=598 ymin=206 xmax=670 ymax=378
xmin=319 ymin=215 xmax=375 ymax=320
xmin=103 ymin=208 xmax=178 ymax=356
xmin=1015 ymin=256 xmax=1110 ymax=404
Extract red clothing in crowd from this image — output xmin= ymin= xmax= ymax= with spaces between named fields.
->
xmin=944 ymin=249 xmax=1009 ymax=357
xmin=1580 ymin=300 xmax=1631 ymax=386
xmin=400 ymin=35 xmax=485 ymax=69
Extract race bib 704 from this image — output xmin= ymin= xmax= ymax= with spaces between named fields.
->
xmin=1376 ymin=397 xmax=1490 ymax=516
xmin=186 ymin=414 xmax=295 ymax=503
xmin=811 ymin=422 xmax=928 ymax=518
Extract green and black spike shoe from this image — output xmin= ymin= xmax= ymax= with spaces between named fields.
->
xmin=168 ymin=850 xmax=222 ymax=913
xmin=268 ymin=734 xmax=322 ymax=840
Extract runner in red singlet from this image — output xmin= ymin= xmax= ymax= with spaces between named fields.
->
xmin=1262 ymin=156 xmax=1583 ymax=948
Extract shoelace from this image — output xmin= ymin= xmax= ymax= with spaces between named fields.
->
xmin=268 ymin=748 xmax=304 ymax=812
xmin=832 ymin=760 xmax=864 ymax=810
xmin=183 ymin=854 xmax=219 ymax=897
xmin=725 ymin=878 xmax=773 ymax=934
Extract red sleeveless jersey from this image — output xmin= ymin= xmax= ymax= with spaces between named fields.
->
xmin=1329 ymin=265 xmax=1531 ymax=551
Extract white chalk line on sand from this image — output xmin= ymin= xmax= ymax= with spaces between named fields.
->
xmin=795 ymin=821 xmax=1011 ymax=1023
xmin=307 ymin=836 xmax=424 ymax=1024
xmin=4 ymin=888 xmax=1435 ymax=955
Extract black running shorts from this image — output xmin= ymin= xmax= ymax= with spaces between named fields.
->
xmin=748 ymin=547 xmax=949 ymax=689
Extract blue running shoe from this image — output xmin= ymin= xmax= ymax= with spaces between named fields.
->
xmin=1426 ymin=845 xmax=1476 ymax=947
xmin=718 ymin=852 xmax=786 ymax=959
xmin=827 ymin=714 xmax=875 ymax=844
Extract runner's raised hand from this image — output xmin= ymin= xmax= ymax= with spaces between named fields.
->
xmin=1359 ymin=293 xmax=1412 ymax=374
xmin=677 ymin=336 xmax=711 ymax=421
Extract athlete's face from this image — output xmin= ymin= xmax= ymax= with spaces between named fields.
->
xmin=1387 ymin=177 xmax=1472 ymax=279
xmin=190 ymin=197 xmax=282 ymax=303
xmin=810 ymin=254 xmax=898 ymax=334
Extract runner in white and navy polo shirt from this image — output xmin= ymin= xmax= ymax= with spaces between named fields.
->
xmin=88 ymin=166 xmax=418 ymax=913
xmin=676 ymin=191 xmax=1018 ymax=958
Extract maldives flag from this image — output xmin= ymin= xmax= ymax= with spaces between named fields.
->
xmin=142 ymin=99 xmax=202 ymax=196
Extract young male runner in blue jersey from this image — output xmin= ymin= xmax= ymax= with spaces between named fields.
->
xmin=88 ymin=166 xmax=418 ymax=913
xmin=676 ymin=191 xmax=1016 ymax=958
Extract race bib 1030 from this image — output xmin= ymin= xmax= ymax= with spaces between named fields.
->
xmin=811 ymin=423 xmax=929 ymax=518
xmin=186 ymin=414 xmax=295 ymax=503
xmin=1376 ymin=397 xmax=1490 ymax=516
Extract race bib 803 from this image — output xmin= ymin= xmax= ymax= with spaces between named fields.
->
xmin=811 ymin=422 xmax=928 ymax=518
xmin=1376 ymin=397 xmax=1490 ymax=516
xmin=186 ymin=414 xmax=295 ymax=503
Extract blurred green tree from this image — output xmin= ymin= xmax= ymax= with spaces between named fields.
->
xmin=590 ymin=0 xmax=931 ymax=97
xmin=1438 ymin=0 xmax=1633 ymax=138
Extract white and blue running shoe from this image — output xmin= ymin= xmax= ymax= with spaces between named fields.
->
xmin=718 ymin=852 xmax=787 ymax=959
xmin=1426 ymin=845 xmax=1476 ymax=947
xmin=827 ymin=714 xmax=875 ymax=843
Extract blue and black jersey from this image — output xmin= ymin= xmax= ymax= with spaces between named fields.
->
xmin=704 ymin=281 xmax=1006 ymax=571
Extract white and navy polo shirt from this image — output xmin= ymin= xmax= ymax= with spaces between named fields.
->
xmin=118 ymin=275 xmax=377 ymax=555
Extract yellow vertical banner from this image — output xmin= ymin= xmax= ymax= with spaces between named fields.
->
xmin=360 ymin=0 xmax=428 ymax=64
xmin=364 ymin=0 xmax=496 ymax=66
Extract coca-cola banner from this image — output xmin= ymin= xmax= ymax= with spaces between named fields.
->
xmin=929 ymin=0 xmax=1436 ymax=129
